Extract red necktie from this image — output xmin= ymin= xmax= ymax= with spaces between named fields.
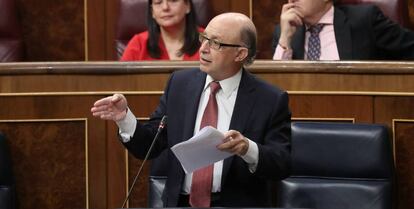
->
xmin=189 ymin=81 xmax=221 ymax=207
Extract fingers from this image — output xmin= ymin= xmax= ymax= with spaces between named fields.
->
xmin=218 ymin=130 xmax=249 ymax=156
xmin=281 ymin=3 xmax=295 ymax=13
xmin=91 ymin=109 xmax=115 ymax=120
xmin=111 ymin=93 xmax=124 ymax=104
xmin=280 ymin=3 xmax=303 ymax=41
xmin=91 ymin=94 xmax=128 ymax=121
xmin=223 ymin=130 xmax=239 ymax=141
xmin=93 ymin=95 xmax=113 ymax=107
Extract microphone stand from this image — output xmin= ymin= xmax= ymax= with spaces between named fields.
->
xmin=121 ymin=115 xmax=168 ymax=208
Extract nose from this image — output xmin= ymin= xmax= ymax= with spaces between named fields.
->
xmin=199 ymin=39 xmax=210 ymax=53
xmin=161 ymin=0 xmax=169 ymax=9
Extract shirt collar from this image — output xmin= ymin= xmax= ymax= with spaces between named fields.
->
xmin=204 ymin=69 xmax=242 ymax=98
xmin=319 ymin=5 xmax=334 ymax=25
xmin=306 ymin=5 xmax=334 ymax=29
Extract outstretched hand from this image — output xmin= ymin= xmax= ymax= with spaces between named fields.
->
xmin=91 ymin=93 xmax=128 ymax=121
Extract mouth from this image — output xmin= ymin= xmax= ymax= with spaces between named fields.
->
xmin=200 ymin=57 xmax=212 ymax=64
xmin=160 ymin=15 xmax=174 ymax=20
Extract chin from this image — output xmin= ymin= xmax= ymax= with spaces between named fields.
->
xmin=200 ymin=65 xmax=208 ymax=73
xmin=158 ymin=20 xmax=181 ymax=28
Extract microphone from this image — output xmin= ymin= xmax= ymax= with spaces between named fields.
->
xmin=121 ymin=115 xmax=168 ymax=208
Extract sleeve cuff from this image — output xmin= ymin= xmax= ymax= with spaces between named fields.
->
xmin=115 ymin=108 xmax=137 ymax=143
xmin=241 ymin=138 xmax=259 ymax=173
xmin=273 ymin=44 xmax=293 ymax=60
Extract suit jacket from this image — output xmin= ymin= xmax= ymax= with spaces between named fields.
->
xmin=123 ymin=68 xmax=291 ymax=207
xmin=272 ymin=5 xmax=414 ymax=60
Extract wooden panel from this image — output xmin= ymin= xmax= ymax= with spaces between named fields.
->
xmin=374 ymin=97 xmax=414 ymax=209
xmin=1 ymin=61 xmax=414 ymax=93
xmin=289 ymin=95 xmax=373 ymax=123
xmin=409 ymin=0 xmax=414 ymax=28
xmin=127 ymin=155 xmax=150 ymax=207
xmin=86 ymin=0 xmax=106 ymax=61
xmin=105 ymin=0 xmax=119 ymax=60
xmin=106 ymin=96 xmax=160 ymax=208
xmin=0 ymin=95 xmax=108 ymax=209
xmin=210 ymin=0 xmax=250 ymax=16
xmin=393 ymin=120 xmax=414 ymax=209
xmin=252 ymin=0 xmax=282 ymax=58
xmin=374 ymin=97 xmax=414 ymax=127
xmin=16 ymin=0 xmax=84 ymax=61
xmin=0 ymin=120 xmax=87 ymax=209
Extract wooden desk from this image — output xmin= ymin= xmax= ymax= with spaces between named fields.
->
xmin=1 ymin=60 xmax=413 ymax=209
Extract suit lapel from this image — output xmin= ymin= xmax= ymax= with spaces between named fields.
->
xmin=181 ymin=70 xmax=206 ymax=142
xmin=221 ymin=69 xmax=257 ymax=187
xmin=292 ymin=26 xmax=306 ymax=59
xmin=334 ymin=7 xmax=353 ymax=60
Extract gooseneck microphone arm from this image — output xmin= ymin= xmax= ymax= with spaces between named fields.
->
xmin=121 ymin=115 xmax=168 ymax=208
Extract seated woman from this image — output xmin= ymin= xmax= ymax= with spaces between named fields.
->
xmin=121 ymin=0 xmax=202 ymax=61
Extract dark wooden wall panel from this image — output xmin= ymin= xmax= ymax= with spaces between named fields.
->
xmin=393 ymin=121 xmax=414 ymax=209
xmin=409 ymin=0 xmax=414 ymax=27
xmin=253 ymin=0 xmax=282 ymax=59
xmin=0 ymin=95 xmax=109 ymax=209
xmin=106 ymin=95 xmax=160 ymax=208
xmin=0 ymin=121 xmax=86 ymax=209
xmin=374 ymin=97 xmax=414 ymax=126
xmin=86 ymin=0 xmax=106 ymax=61
xmin=16 ymin=0 xmax=84 ymax=61
xmin=374 ymin=96 xmax=414 ymax=209
xmin=290 ymin=95 xmax=373 ymax=122
xmin=127 ymin=156 xmax=150 ymax=208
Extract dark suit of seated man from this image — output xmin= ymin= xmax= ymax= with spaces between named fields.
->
xmin=272 ymin=0 xmax=414 ymax=60
xmin=92 ymin=12 xmax=291 ymax=207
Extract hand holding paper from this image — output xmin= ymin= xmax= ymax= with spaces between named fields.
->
xmin=171 ymin=126 xmax=234 ymax=173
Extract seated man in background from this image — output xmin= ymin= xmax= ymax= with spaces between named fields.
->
xmin=92 ymin=12 xmax=291 ymax=207
xmin=272 ymin=0 xmax=414 ymax=60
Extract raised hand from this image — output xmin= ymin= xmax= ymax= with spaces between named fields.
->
xmin=91 ymin=93 xmax=128 ymax=121
xmin=279 ymin=2 xmax=304 ymax=49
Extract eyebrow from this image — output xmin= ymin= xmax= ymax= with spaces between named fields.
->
xmin=202 ymin=32 xmax=220 ymax=40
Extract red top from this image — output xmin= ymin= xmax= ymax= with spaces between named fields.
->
xmin=121 ymin=27 xmax=204 ymax=61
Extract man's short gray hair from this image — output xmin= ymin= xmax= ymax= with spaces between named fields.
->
xmin=240 ymin=26 xmax=257 ymax=66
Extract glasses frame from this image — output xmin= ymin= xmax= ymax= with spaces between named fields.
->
xmin=199 ymin=33 xmax=245 ymax=50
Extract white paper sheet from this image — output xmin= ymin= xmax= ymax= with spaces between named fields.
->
xmin=171 ymin=126 xmax=234 ymax=173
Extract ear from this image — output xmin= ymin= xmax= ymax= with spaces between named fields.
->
xmin=234 ymin=47 xmax=249 ymax=63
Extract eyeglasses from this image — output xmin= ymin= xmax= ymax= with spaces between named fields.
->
xmin=152 ymin=0 xmax=181 ymax=7
xmin=199 ymin=33 xmax=245 ymax=50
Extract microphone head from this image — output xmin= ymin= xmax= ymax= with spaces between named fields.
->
xmin=158 ymin=115 xmax=168 ymax=130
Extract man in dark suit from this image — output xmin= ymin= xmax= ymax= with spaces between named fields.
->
xmin=91 ymin=12 xmax=291 ymax=207
xmin=272 ymin=0 xmax=414 ymax=60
